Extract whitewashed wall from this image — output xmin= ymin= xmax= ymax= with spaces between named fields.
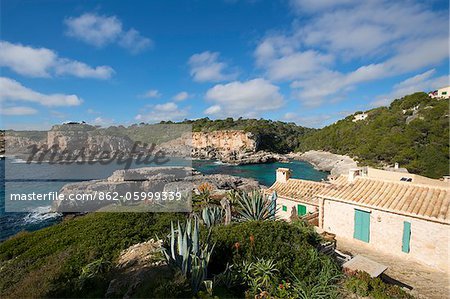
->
xmin=276 ymin=197 xmax=318 ymax=221
xmin=322 ymin=199 xmax=449 ymax=271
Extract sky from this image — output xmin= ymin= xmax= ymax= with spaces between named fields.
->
xmin=0 ymin=0 xmax=448 ymax=130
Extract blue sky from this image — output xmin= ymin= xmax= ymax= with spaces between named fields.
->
xmin=0 ymin=0 xmax=448 ymax=129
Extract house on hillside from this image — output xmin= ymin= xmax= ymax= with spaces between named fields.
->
xmin=267 ymin=168 xmax=450 ymax=271
xmin=352 ymin=113 xmax=368 ymax=122
xmin=428 ymin=86 xmax=450 ymax=99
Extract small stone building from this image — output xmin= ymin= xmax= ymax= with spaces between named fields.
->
xmin=268 ymin=168 xmax=328 ymax=219
xmin=267 ymin=168 xmax=450 ymax=271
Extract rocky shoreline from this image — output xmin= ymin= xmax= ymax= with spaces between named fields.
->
xmin=287 ymin=150 xmax=358 ymax=177
xmin=53 ymin=166 xmax=262 ymax=213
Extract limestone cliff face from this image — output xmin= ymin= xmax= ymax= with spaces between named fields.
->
xmin=189 ymin=130 xmax=286 ymax=164
xmin=47 ymin=124 xmax=134 ymax=153
xmin=5 ymin=135 xmax=44 ymax=154
xmin=191 ymin=130 xmax=257 ymax=152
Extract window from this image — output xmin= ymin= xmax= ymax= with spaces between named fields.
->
xmin=282 ymin=205 xmax=287 ymax=212
xmin=442 ymin=91 xmax=447 ymax=95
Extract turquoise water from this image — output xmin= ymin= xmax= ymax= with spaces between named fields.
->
xmin=0 ymin=158 xmax=327 ymax=241
xmin=194 ymin=160 xmax=328 ymax=186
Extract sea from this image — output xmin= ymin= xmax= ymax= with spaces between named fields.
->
xmin=0 ymin=157 xmax=328 ymax=241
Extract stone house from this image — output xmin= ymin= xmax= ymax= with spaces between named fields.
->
xmin=352 ymin=113 xmax=368 ymax=122
xmin=267 ymin=168 xmax=450 ymax=271
xmin=428 ymin=86 xmax=450 ymax=99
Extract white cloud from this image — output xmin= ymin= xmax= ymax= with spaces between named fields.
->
xmin=141 ymin=89 xmax=161 ymax=98
xmin=64 ymin=13 xmax=152 ymax=54
xmin=371 ymin=69 xmax=450 ymax=107
xmin=255 ymin=47 xmax=333 ymax=81
xmin=256 ymin=0 xmax=448 ymax=107
xmin=290 ymin=0 xmax=357 ymax=12
xmin=135 ymin=102 xmax=188 ymax=123
xmin=173 ymin=91 xmax=189 ymax=101
xmin=205 ymin=78 xmax=284 ymax=117
xmin=1 ymin=106 xmax=38 ymax=116
xmin=119 ymin=29 xmax=153 ymax=54
xmin=188 ymin=51 xmax=237 ymax=82
xmin=204 ymin=105 xmax=222 ymax=115
xmin=0 ymin=41 xmax=114 ymax=79
xmin=0 ymin=77 xmax=83 ymax=107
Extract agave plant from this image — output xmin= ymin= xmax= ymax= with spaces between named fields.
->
xmin=201 ymin=206 xmax=224 ymax=228
xmin=238 ymin=258 xmax=280 ymax=294
xmin=161 ymin=218 xmax=215 ymax=293
xmin=235 ymin=190 xmax=277 ymax=222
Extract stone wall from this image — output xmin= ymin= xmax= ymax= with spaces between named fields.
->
xmin=322 ymin=199 xmax=449 ymax=271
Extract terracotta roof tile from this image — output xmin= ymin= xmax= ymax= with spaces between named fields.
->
xmin=267 ymin=179 xmax=329 ymax=205
xmin=268 ymin=175 xmax=450 ymax=223
xmin=317 ymin=177 xmax=450 ymax=224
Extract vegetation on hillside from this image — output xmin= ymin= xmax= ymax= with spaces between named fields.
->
xmin=0 ymin=188 xmax=414 ymax=298
xmin=298 ymin=92 xmax=449 ymax=178
xmin=3 ymin=92 xmax=447 ymax=177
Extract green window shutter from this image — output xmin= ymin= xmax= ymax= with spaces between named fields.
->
xmin=354 ymin=209 xmax=370 ymax=243
xmin=282 ymin=205 xmax=287 ymax=212
xmin=297 ymin=204 xmax=307 ymax=216
xmin=402 ymin=221 xmax=411 ymax=253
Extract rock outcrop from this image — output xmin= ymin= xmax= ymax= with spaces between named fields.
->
xmin=47 ymin=124 xmax=135 ymax=154
xmin=106 ymin=239 xmax=168 ymax=298
xmin=192 ymin=130 xmax=257 ymax=151
xmin=297 ymin=150 xmax=358 ymax=177
xmin=7 ymin=126 xmax=287 ymax=165
xmin=189 ymin=130 xmax=287 ymax=164
xmin=53 ymin=167 xmax=261 ymax=212
xmin=4 ymin=135 xmax=45 ymax=155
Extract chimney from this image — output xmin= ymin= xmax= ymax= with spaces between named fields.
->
xmin=276 ymin=168 xmax=291 ymax=183
xmin=394 ymin=163 xmax=399 ymax=169
xmin=348 ymin=168 xmax=361 ymax=183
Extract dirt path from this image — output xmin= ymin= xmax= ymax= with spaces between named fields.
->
xmin=336 ymin=237 xmax=450 ymax=299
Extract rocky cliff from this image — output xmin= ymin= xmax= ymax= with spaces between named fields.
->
xmin=191 ymin=130 xmax=257 ymax=151
xmin=189 ymin=130 xmax=287 ymax=164
xmin=47 ymin=124 xmax=134 ymax=153
xmin=6 ymin=126 xmax=287 ymax=165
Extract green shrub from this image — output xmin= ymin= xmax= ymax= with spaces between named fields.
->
xmin=0 ymin=212 xmax=184 ymax=298
xmin=208 ymin=221 xmax=340 ymax=298
xmin=344 ymin=271 xmax=413 ymax=299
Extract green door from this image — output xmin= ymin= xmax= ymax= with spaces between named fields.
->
xmin=354 ymin=209 xmax=370 ymax=242
xmin=402 ymin=221 xmax=411 ymax=253
xmin=297 ymin=204 xmax=307 ymax=216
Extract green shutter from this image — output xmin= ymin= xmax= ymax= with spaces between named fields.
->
xmin=354 ymin=209 xmax=370 ymax=243
xmin=282 ymin=205 xmax=287 ymax=212
xmin=402 ymin=221 xmax=411 ymax=253
xmin=297 ymin=204 xmax=307 ymax=216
